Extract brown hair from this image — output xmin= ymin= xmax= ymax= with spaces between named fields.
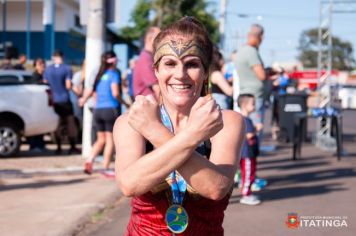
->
xmin=153 ymin=16 xmax=213 ymax=72
xmin=93 ymin=51 xmax=117 ymax=90
xmin=210 ymin=47 xmax=224 ymax=72
xmin=237 ymin=94 xmax=255 ymax=108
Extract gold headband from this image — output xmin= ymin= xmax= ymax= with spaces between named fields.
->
xmin=153 ymin=40 xmax=208 ymax=68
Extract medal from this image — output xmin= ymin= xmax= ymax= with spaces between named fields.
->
xmin=165 ymin=204 xmax=189 ymax=234
xmin=160 ymin=106 xmax=189 ymax=234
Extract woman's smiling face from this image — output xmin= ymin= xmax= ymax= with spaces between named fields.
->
xmin=155 ymin=55 xmax=207 ymax=108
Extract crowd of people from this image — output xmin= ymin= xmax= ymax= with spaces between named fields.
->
xmin=1 ymin=15 xmax=298 ymax=234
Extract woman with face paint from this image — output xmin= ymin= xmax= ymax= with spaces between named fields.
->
xmin=114 ymin=17 xmax=245 ymax=235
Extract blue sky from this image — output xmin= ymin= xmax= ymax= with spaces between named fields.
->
xmin=119 ymin=0 xmax=356 ymax=66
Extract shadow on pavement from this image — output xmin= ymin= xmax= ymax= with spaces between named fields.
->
xmin=258 ymin=160 xmax=330 ymax=171
xmin=229 ymin=183 xmax=347 ymax=204
xmin=257 ymin=155 xmax=325 ymax=165
xmin=266 ymin=167 xmax=356 ymax=186
xmin=259 ymin=183 xmax=347 ymax=202
xmin=0 ymin=178 xmax=87 ymax=192
xmin=229 ymin=167 xmax=356 ymax=204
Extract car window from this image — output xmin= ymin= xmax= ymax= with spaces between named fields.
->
xmin=0 ymin=75 xmax=20 ymax=84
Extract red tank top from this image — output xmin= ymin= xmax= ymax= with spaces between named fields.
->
xmin=125 ymin=141 xmax=231 ymax=235
xmin=125 ymin=190 xmax=231 ymax=236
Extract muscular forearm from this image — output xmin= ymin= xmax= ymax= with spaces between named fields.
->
xmin=177 ymin=156 xmax=234 ymax=200
xmin=144 ymin=124 xmax=234 ymax=200
xmin=119 ymin=130 xmax=200 ymax=196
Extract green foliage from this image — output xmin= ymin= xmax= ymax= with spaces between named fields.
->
xmin=119 ymin=0 xmax=219 ymax=44
xmin=298 ymin=28 xmax=355 ymax=70
xmin=120 ymin=0 xmax=152 ymax=42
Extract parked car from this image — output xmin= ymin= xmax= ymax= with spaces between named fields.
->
xmin=0 ymin=70 xmax=59 ymax=157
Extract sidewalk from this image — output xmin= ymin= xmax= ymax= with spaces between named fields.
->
xmin=0 ymin=145 xmax=121 ymax=236
xmin=0 ymin=144 xmax=108 ymax=178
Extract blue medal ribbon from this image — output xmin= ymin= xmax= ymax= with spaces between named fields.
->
xmin=160 ymin=105 xmax=187 ymax=205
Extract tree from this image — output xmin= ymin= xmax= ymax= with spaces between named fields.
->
xmin=120 ymin=0 xmax=219 ymax=44
xmin=120 ymin=0 xmax=152 ymax=42
xmin=297 ymin=28 xmax=355 ymax=71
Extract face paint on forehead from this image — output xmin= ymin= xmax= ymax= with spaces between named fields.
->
xmin=153 ymin=39 xmax=207 ymax=68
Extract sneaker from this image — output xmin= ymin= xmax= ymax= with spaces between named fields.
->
xmin=255 ymin=178 xmax=268 ymax=188
xmin=251 ymin=182 xmax=262 ymax=192
xmin=240 ymin=195 xmax=261 ymax=205
xmin=84 ymin=162 xmax=93 ymax=175
xmin=251 ymin=178 xmax=267 ymax=192
xmin=100 ymin=169 xmax=115 ymax=179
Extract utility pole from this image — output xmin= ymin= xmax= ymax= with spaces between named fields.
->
xmin=219 ymin=0 xmax=227 ymax=53
xmin=82 ymin=0 xmax=105 ymax=158
xmin=316 ymin=0 xmax=356 ymax=152
xmin=43 ymin=0 xmax=55 ymax=60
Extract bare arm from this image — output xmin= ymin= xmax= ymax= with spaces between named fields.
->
xmin=65 ymin=79 xmax=72 ymax=90
xmin=114 ymin=114 xmax=200 ymax=197
xmin=72 ymin=83 xmax=84 ymax=96
xmin=119 ymin=94 xmax=244 ymax=200
xmin=177 ymin=110 xmax=244 ymax=200
xmin=111 ymin=83 xmax=130 ymax=107
xmin=210 ymin=71 xmax=233 ymax=97
xmin=146 ymin=110 xmax=244 ymax=200
xmin=114 ymin=96 xmax=223 ymax=197
xmin=78 ymin=88 xmax=94 ymax=107
xmin=252 ymin=64 xmax=266 ymax=81
xmin=134 ymin=111 xmax=245 ymax=200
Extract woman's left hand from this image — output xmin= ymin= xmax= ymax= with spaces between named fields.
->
xmin=128 ymin=95 xmax=161 ymax=137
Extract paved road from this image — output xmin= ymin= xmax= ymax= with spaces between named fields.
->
xmin=76 ymin=110 xmax=356 ymax=236
xmin=0 ymin=145 xmax=119 ymax=236
xmin=0 ymin=173 xmax=120 ymax=236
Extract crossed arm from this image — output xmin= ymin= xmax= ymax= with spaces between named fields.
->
xmin=114 ymin=109 xmax=244 ymax=200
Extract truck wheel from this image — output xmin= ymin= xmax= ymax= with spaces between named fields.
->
xmin=0 ymin=123 xmax=21 ymax=157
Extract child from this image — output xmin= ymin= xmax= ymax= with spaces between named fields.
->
xmin=238 ymin=94 xmax=261 ymax=205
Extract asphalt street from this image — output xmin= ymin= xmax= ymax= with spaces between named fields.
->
xmin=76 ymin=110 xmax=356 ymax=236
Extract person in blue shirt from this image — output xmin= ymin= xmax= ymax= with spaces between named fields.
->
xmin=44 ymin=50 xmax=79 ymax=154
xmin=237 ymin=94 xmax=261 ymax=205
xmin=79 ymin=51 xmax=129 ymax=178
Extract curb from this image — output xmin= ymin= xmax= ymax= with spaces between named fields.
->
xmin=66 ymin=188 xmax=122 ymax=236
xmin=0 ymin=166 xmax=107 ymax=179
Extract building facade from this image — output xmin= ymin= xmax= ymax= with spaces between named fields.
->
xmin=0 ymin=0 xmax=86 ymax=64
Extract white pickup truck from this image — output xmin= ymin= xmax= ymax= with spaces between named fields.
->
xmin=0 ymin=70 xmax=59 ymax=157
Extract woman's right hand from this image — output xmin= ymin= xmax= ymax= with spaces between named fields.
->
xmin=128 ymin=95 xmax=161 ymax=138
xmin=185 ymin=95 xmax=223 ymax=142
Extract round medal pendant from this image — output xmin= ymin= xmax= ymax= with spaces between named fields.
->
xmin=165 ymin=204 xmax=189 ymax=234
